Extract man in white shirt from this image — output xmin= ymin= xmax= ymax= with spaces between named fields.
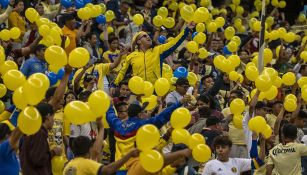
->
xmin=165 ymin=77 xmax=190 ymax=107
xmin=202 ymin=134 xmax=265 ymax=175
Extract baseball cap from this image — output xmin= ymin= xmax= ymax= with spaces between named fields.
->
xmin=128 ymin=102 xmax=149 ymax=117
xmin=175 ymin=77 xmax=189 ymax=86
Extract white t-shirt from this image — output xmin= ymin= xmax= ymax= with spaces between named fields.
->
xmin=70 ymin=122 xmax=98 ymax=140
xmin=202 ymin=158 xmax=251 ymax=175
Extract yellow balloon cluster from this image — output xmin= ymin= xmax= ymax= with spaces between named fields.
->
xmin=248 ymin=116 xmax=267 ymax=133
xmin=230 ymin=98 xmax=245 ymax=115
xmin=284 ymin=94 xmax=297 ymax=112
xmin=45 ymin=46 xmax=67 ymax=68
xmin=137 ymin=125 xmax=164 ymax=173
xmin=213 ymin=55 xmax=241 ymax=73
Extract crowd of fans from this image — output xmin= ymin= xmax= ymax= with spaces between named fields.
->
xmin=0 ymin=0 xmax=307 ymax=175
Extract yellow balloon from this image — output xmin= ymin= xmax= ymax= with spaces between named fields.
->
xmin=49 ymin=65 xmax=62 ymax=73
xmin=298 ymin=77 xmax=307 ymax=88
xmin=193 ymin=7 xmax=209 ymax=23
xmin=213 ymin=55 xmax=226 ymax=70
xmin=302 ymin=88 xmax=307 ymax=102
xmin=231 ymin=36 xmax=241 ymax=46
xmin=193 ymin=32 xmax=206 ymax=44
xmin=283 ymin=32 xmax=296 ymax=43
xmin=273 ymin=76 xmax=283 ymax=88
xmin=229 ymin=71 xmax=239 ymax=82
xmin=192 ymin=144 xmax=211 ymax=163
xmin=180 ymin=5 xmax=195 ymax=22
xmin=263 ymin=67 xmax=278 ymax=82
xmin=0 ymin=84 xmax=7 ymax=98
xmin=133 ymin=14 xmax=144 ymax=26
xmin=157 ymin=7 xmax=168 ymax=18
xmin=227 ymin=41 xmax=238 ymax=53
xmin=186 ymin=41 xmax=199 ymax=53
xmin=225 ymin=27 xmax=235 ymax=40
xmin=12 ymin=86 xmax=27 ymax=110
xmin=36 ymin=17 xmax=51 ymax=27
xmin=285 ymin=94 xmax=297 ymax=101
xmin=221 ymin=59 xmax=235 ymax=73
xmin=172 ymin=129 xmax=190 ymax=145
xmin=255 ymin=74 xmax=272 ymax=92
xmin=29 ymin=73 xmax=50 ymax=91
xmin=107 ymin=26 xmax=114 ymax=34
xmin=252 ymin=21 xmax=261 ymax=32
xmin=284 ymin=99 xmax=297 ymax=112
xmin=51 ymin=156 xmax=67 ymax=174
xmin=105 ymin=10 xmax=115 ymax=22
xmin=69 ymin=47 xmax=90 ymax=68
xmin=77 ymin=7 xmax=91 ymax=20
xmin=196 ymin=23 xmax=206 ymax=32
xmin=142 ymin=95 xmax=158 ymax=110
xmin=153 ymin=15 xmax=163 ymax=27
xmin=248 ymin=116 xmax=266 ymax=133
xmin=39 ymin=24 xmax=50 ymax=37
xmin=45 ymin=46 xmax=67 ymax=67
xmin=236 ymin=6 xmax=244 ymax=15
xmin=264 ymin=85 xmax=278 ymax=100
xmin=17 ymin=106 xmax=42 ymax=135
xmin=140 ymin=150 xmax=164 ymax=173
xmin=162 ymin=63 xmax=173 ymax=80
xmin=0 ymin=101 xmax=4 ymax=113
xmin=64 ymin=100 xmax=95 ymax=124
xmin=88 ymin=90 xmax=110 ymax=117
xmin=300 ymin=51 xmax=307 ymax=62
xmin=0 ymin=46 xmax=4 ymax=64
xmin=9 ymin=27 xmax=21 ymax=40
xmin=189 ymin=133 xmax=205 ymax=149
xmin=198 ymin=48 xmax=209 ymax=59
xmin=230 ymin=98 xmax=245 ymax=114
xmin=0 ymin=29 xmax=10 ymax=41
xmin=233 ymin=114 xmax=243 ymax=129
xmin=144 ymin=81 xmax=154 ymax=97
xmin=169 ymin=1 xmax=178 ymax=11
xmin=3 ymin=70 xmax=26 ymax=91
xmin=162 ymin=17 xmax=175 ymax=28
xmin=49 ymin=28 xmax=62 ymax=46
xmin=23 ymin=78 xmax=47 ymax=105
xmin=233 ymin=0 xmax=241 ymax=5
xmin=261 ymin=124 xmax=272 ymax=139
xmin=129 ymin=76 xmax=145 ymax=95
xmin=91 ymin=5 xmax=103 ymax=18
xmin=136 ymin=124 xmax=160 ymax=151
xmin=0 ymin=60 xmax=18 ymax=75
xmin=263 ymin=48 xmax=273 ymax=64
xmin=187 ymin=72 xmax=198 ymax=86
xmin=170 ymin=107 xmax=191 ymax=129
xmin=200 ymin=0 xmax=210 ymax=7
xmin=299 ymin=14 xmax=306 ymax=22
xmin=25 ymin=8 xmax=39 ymax=23
xmin=228 ymin=55 xmax=241 ymax=67
xmin=278 ymin=1 xmax=286 ymax=8
xmin=154 ymin=78 xmax=170 ymax=96
xmin=207 ymin=22 xmax=217 ymax=33
xmin=282 ymin=72 xmax=296 ymax=86
xmin=215 ymin=17 xmax=225 ymax=28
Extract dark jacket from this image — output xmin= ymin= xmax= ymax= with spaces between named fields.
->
xmin=20 ymin=127 xmax=52 ymax=175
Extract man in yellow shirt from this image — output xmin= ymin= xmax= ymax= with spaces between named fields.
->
xmin=222 ymin=90 xmax=248 ymax=158
xmin=64 ymin=136 xmax=139 ymax=175
xmin=266 ymin=123 xmax=307 ymax=175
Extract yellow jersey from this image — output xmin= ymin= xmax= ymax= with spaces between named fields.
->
xmin=63 ymin=157 xmax=102 ymax=175
xmin=267 ymin=142 xmax=307 ymax=175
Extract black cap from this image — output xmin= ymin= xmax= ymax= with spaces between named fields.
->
xmin=282 ymin=123 xmax=298 ymax=140
xmin=206 ymin=116 xmax=221 ymax=127
xmin=128 ymin=102 xmax=149 ymax=117
xmin=175 ymin=77 xmax=189 ymax=86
